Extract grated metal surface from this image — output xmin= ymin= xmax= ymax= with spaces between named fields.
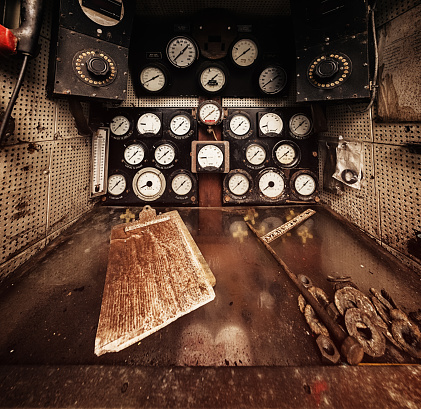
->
xmin=375 ymin=0 xmax=421 ymax=27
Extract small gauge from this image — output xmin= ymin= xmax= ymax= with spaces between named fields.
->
xmin=259 ymin=112 xmax=283 ymax=137
xmin=228 ymin=112 xmax=251 ymax=139
xmin=258 ymin=168 xmax=286 ymax=200
xmin=198 ymin=63 xmax=227 ymax=94
xmin=226 ymin=171 xmax=251 ymax=197
xmin=291 ymin=171 xmax=317 ymax=200
xmin=289 ymin=113 xmax=313 ymax=139
xmin=171 ymin=171 xmax=194 ymax=197
xmin=197 ymin=100 xmax=223 ymax=126
xmin=166 ymin=36 xmax=198 ymax=68
xmin=273 ymin=141 xmax=300 ymax=168
xmin=107 ymin=173 xmax=126 ymax=196
xmin=169 ymin=113 xmax=192 ymax=138
xmin=231 ymin=38 xmax=258 ymax=67
xmin=154 ymin=142 xmax=176 ymax=167
xmin=137 ymin=113 xmax=161 ymax=136
xmin=124 ymin=143 xmax=146 ymax=167
xmin=245 ymin=143 xmax=266 ymax=167
xmin=140 ymin=65 xmax=167 ymax=93
xmin=110 ymin=115 xmax=131 ymax=139
xmin=258 ymin=65 xmax=287 ymax=95
xmin=198 ymin=144 xmax=224 ymax=169
xmin=133 ymin=167 xmax=166 ymax=201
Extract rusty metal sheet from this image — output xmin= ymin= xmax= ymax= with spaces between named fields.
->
xmin=94 ymin=209 xmax=216 ymax=356
xmin=377 ymin=4 xmax=421 ymax=122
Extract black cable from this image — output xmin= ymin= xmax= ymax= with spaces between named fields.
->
xmin=0 ymin=54 xmax=29 ymax=147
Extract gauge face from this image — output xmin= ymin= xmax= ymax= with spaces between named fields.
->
xmin=245 ymin=143 xmax=266 ymax=166
xmin=170 ymin=114 xmax=191 ymax=137
xmin=107 ymin=174 xmax=126 ymax=196
xmin=231 ymin=38 xmax=258 ymax=67
xmin=293 ymin=173 xmax=317 ymax=197
xmin=273 ymin=141 xmax=300 ymax=167
xmin=198 ymin=101 xmax=223 ymax=126
xmin=124 ymin=143 xmax=145 ymax=166
xmin=110 ymin=115 xmax=131 ymax=138
xmin=229 ymin=113 xmax=251 ymax=138
xmin=154 ymin=143 xmax=176 ymax=166
xmin=258 ymin=65 xmax=287 ymax=95
xmin=199 ymin=65 xmax=226 ymax=93
xmin=133 ymin=167 xmax=166 ymax=201
xmin=140 ymin=65 xmax=167 ymax=93
xmin=227 ymin=172 xmax=250 ymax=196
xmin=259 ymin=112 xmax=283 ymax=136
xmin=258 ymin=169 xmax=285 ymax=199
xmin=289 ymin=114 xmax=312 ymax=138
xmin=171 ymin=172 xmax=193 ymax=196
xmin=166 ymin=36 xmax=198 ymax=68
xmin=197 ymin=144 xmax=224 ymax=169
xmin=137 ymin=113 xmax=161 ymax=135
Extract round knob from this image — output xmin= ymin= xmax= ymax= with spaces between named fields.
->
xmin=86 ymin=56 xmax=110 ymax=77
xmin=315 ymin=59 xmax=338 ymax=78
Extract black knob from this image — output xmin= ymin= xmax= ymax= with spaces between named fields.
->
xmin=315 ymin=59 xmax=338 ymax=78
xmin=86 ymin=56 xmax=110 ymax=77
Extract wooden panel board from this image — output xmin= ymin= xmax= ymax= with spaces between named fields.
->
xmin=95 ymin=209 xmax=215 ymax=356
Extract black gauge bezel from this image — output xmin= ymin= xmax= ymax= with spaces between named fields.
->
xmin=166 ymin=35 xmax=199 ymax=69
xmin=224 ymin=110 xmax=253 ymax=140
xmin=109 ymin=114 xmax=133 ymax=140
xmin=168 ymin=110 xmax=195 ymax=140
xmin=197 ymin=100 xmax=224 ymax=126
xmin=107 ymin=170 xmax=129 ymax=200
xmin=290 ymin=170 xmax=318 ymax=201
xmin=123 ymin=140 xmax=148 ymax=169
xmin=230 ymin=36 xmax=259 ymax=68
xmin=258 ymin=111 xmax=284 ymax=138
xmin=243 ymin=141 xmax=268 ymax=170
xmin=257 ymin=64 xmax=287 ymax=95
xmin=136 ymin=111 xmax=163 ymax=137
xmin=257 ymin=167 xmax=287 ymax=201
xmin=152 ymin=140 xmax=178 ymax=169
xmin=139 ymin=63 xmax=170 ymax=94
xmin=272 ymin=140 xmax=301 ymax=168
xmin=289 ymin=113 xmax=313 ymax=139
xmin=197 ymin=61 xmax=228 ymax=95
xmin=224 ymin=169 xmax=253 ymax=200
xmin=169 ymin=169 xmax=197 ymax=200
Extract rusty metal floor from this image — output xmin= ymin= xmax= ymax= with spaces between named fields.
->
xmin=0 ymin=205 xmax=420 ymax=407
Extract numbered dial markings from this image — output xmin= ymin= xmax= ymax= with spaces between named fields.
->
xmin=154 ymin=143 xmax=176 ymax=166
xmin=199 ymin=65 xmax=226 ymax=93
xmin=229 ymin=113 xmax=251 ymax=138
xmin=273 ymin=141 xmax=300 ymax=167
xmin=166 ymin=36 xmax=198 ymax=68
xmin=137 ymin=113 xmax=161 ymax=135
xmin=108 ymin=174 xmax=126 ymax=196
xmin=124 ymin=143 xmax=145 ymax=166
xmin=227 ymin=172 xmax=250 ymax=196
xmin=231 ymin=38 xmax=258 ymax=67
xmin=140 ymin=65 xmax=167 ymax=93
xmin=197 ymin=144 xmax=224 ymax=169
xmin=170 ymin=114 xmax=191 ymax=137
xmin=258 ymin=65 xmax=287 ymax=95
xmin=245 ymin=143 xmax=266 ymax=166
xmin=289 ymin=113 xmax=312 ymax=138
xmin=171 ymin=172 xmax=193 ymax=196
xmin=133 ymin=167 xmax=166 ymax=201
xmin=198 ymin=101 xmax=223 ymax=126
xmin=110 ymin=115 xmax=131 ymax=138
xmin=259 ymin=112 xmax=283 ymax=136
xmin=258 ymin=169 xmax=285 ymax=199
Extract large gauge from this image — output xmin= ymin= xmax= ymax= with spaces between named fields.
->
xmin=140 ymin=64 xmax=168 ymax=93
xmin=290 ymin=171 xmax=318 ymax=201
xmin=259 ymin=112 xmax=283 ymax=137
xmin=137 ymin=113 xmax=161 ymax=136
xmin=170 ymin=170 xmax=195 ymax=197
xmin=133 ymin=167 xmax=166 ymax=201
xmin=225 ymin=170 xmax=252 ymax=197
xmin=257 ymin=168 xmax=286 ymax=200
xmin=197 ymin=100 xmax=223 ymax=126
xmin=124 ymin=143 xmax=146 ymax=167
xmin=198 ymin=63 xmax=227 ymax=94
xmin=227 ymin=112 xmax=252 ymax=139
xmin=258 ymin=65 xmax=287 ymax=95
xmin=273 ymin=140 xmax=300 ymax=168
xmin=289 ymin=113 xmax=313 ymax=139
xmin=166 ymin=36 xmax=198 ymax=68
xmin=169 ymin=112 xmax=192 ymax=138
xmin=231 ymin=38 xmax=258 ymax=67
xmin=110 ymin=115 xmax=132 ymax=139
xmin=107 ymin=173 xmax=127 ymax=197
xmin=154 ymin=142 xmax=176 ymax=167
xmin=192 ymin=141 xmax=229 ymax=173
xmin=245 ymin=142 xmax=267 ymax=168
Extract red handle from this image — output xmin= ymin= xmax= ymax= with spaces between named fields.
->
xmin=0 ymin=24 xmax=18 ymax=56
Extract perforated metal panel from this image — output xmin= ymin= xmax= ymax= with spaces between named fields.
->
xmin=137 ymin=96 xmax=199 ymax=108
xmin=375 ymin=0 xmax=421 ymax=27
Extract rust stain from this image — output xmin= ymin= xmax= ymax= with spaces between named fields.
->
xmin=310 ymin=379 xmax=329 ymax=407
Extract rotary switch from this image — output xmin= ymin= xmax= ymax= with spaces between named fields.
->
xmin=86 ymin=56 xmax=110 ymax=77
xmin=307 ymin=53 xmax=352 ymax=89
xmin=315 ymin=58 xmax=338 ymax=78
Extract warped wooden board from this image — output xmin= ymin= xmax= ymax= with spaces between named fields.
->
xmin=95 ymin=209 xmax=216 ymax=356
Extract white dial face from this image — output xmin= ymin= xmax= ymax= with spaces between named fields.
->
xmin=140 ymin=66 xmax=166 ymax=92
xmin=259 ymin=65 xmax=287 ymax=95
xmin=124 ymin=143 xmax=145 ymax=166
xmin=171 ymin=173 xmax=193 ymax=196
xmin=166 ymin=36 xmax=198 ymax=68
xmin=198 ymin=102 xmax=222 ymax=125
xmin=274 ymin=143 xmax=299 ymax=166
xmin=294 ymin=174 xmax=316 ymax=196
xmin=258 ymin=170 xmax=285 ymax=199
xmin=198 ymin=144 xmax=224 ymax=169
xmin=108 ymin=174 xmax=126 ymax=196
xmin=154 ymin=143 xmax=176 ymax=166
xmin=259 ymin=112 xmax=283 ymax=136
xmin=246 ymin=143 xmax=266 ymax=166
xmin=110 ymin=115 xmax=130 ymax=137
xmin=289 ymin=114 xmax=312 ymax=138
xmin=228 ymin=173 xmax=250 ymax=196
xmin=133 ymin=168 xmax=166 ymax=201
xmin=200 ymin=65 xmax=226 ymax=93
xmin=231 ymin=38 xmax=258 ymax=67
xmin=170 ymin=114 xmax=191 ymax=137
xmin=137 ymin=113 xmax=161 ymax=135
xmin=229 ymin=114 xmax=251 ymax=137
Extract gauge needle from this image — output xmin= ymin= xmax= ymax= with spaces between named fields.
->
xmin=142 ymin=75 xmax=159 ymax=85
xmin=263 ymin=181 xmax=275 ymax=191
xmin=234 ymin=121 xmax=244 ymax=131
xmin=262 ymin=75 xmax=280 ymax=88
xmin=129 ymin=150 xmax=140 ymax=160
xmin=158 ymin=151 xmax=169 ymax=160
xmin=174 ymin=122 xmax=183 ymax=131
xmin=174 ymin=45 xmax=189 ymax=61
xmin=235 ymin=47 xmax=251 ymax=60
xmin=140 ymin=180 xmax=153 ymax=189
xmin=176 ymin=180 xmax=186 ymax=189
xmin=295 ymin=120 xmax=306 ymax=130
xmin=279 ymin=151 xmax=290 ymax=159
xmin=113 ymin=121 xmax=124 ymax=131
xmin=203 ymin=109 xmax=216 ymax=119
xmin=249 ymin=151 xmax=259 ymax=160
xmin=233 ymin=180 xmax=243 ymax=190
xmin=110 ymin=180 xmax=121 ymax=191
xmin=300 ymin=180 xmax=309 ymax=189
xmin=207 ymin=73 xmax=219 ymax=84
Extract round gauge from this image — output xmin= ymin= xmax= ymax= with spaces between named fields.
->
xmin=231 ymin=38 xmax=258 ymax=67
xmin=107 ymin=174 xmax=126 ymax=196
xmin=198 ymin=63 xmax=227 ymax=94
xmin=245 ymin=143 xmax=266 ymax=167
xmin=259 ymin=112 xmax=283 ymax=137
xmin=197 ymin=144 xmax=224 ymax=169
xmin=137 ymin=113 xmax=161 ymax=135
xmin=140 ymin=65 xmax=167 ymax=93
xmin=110 ymin=115 xmax=131 ymax=138
xmin=170 ymin=113 xmax=191 ymax=137
xmin=154 ymin=143 xmax=176 ymax=166
xmin=197 ymin=100 xmax=223 ymax=126
xmin=229 ymin=113 xmax=251 ymax=138
xmin=291 ymin=171 xmax=317 ymax=200
xmin=258 ymin=65 xmax=287 ymax=95
xmin=273 ymin=141 xmax=300 ymax=168
xmin=171 ymin=171 xmax=194 ymax=196
xmin=166 ymin=36 xmax=198 ymax=68
xmin=133 ymin=167 xmax=166 ymax=201
xmin=227 ymin=171 xmax=251 ymax=197
xmin=289 ymin=113 xmax=313 ymax=139
xmin=258 ymin=168 xmax=286 ymax=200
xmin=124 ymin=143 xmax=146 ymax=167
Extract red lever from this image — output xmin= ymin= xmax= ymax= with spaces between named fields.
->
xmin=0 ymin=24 xmax=18 ymax=56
